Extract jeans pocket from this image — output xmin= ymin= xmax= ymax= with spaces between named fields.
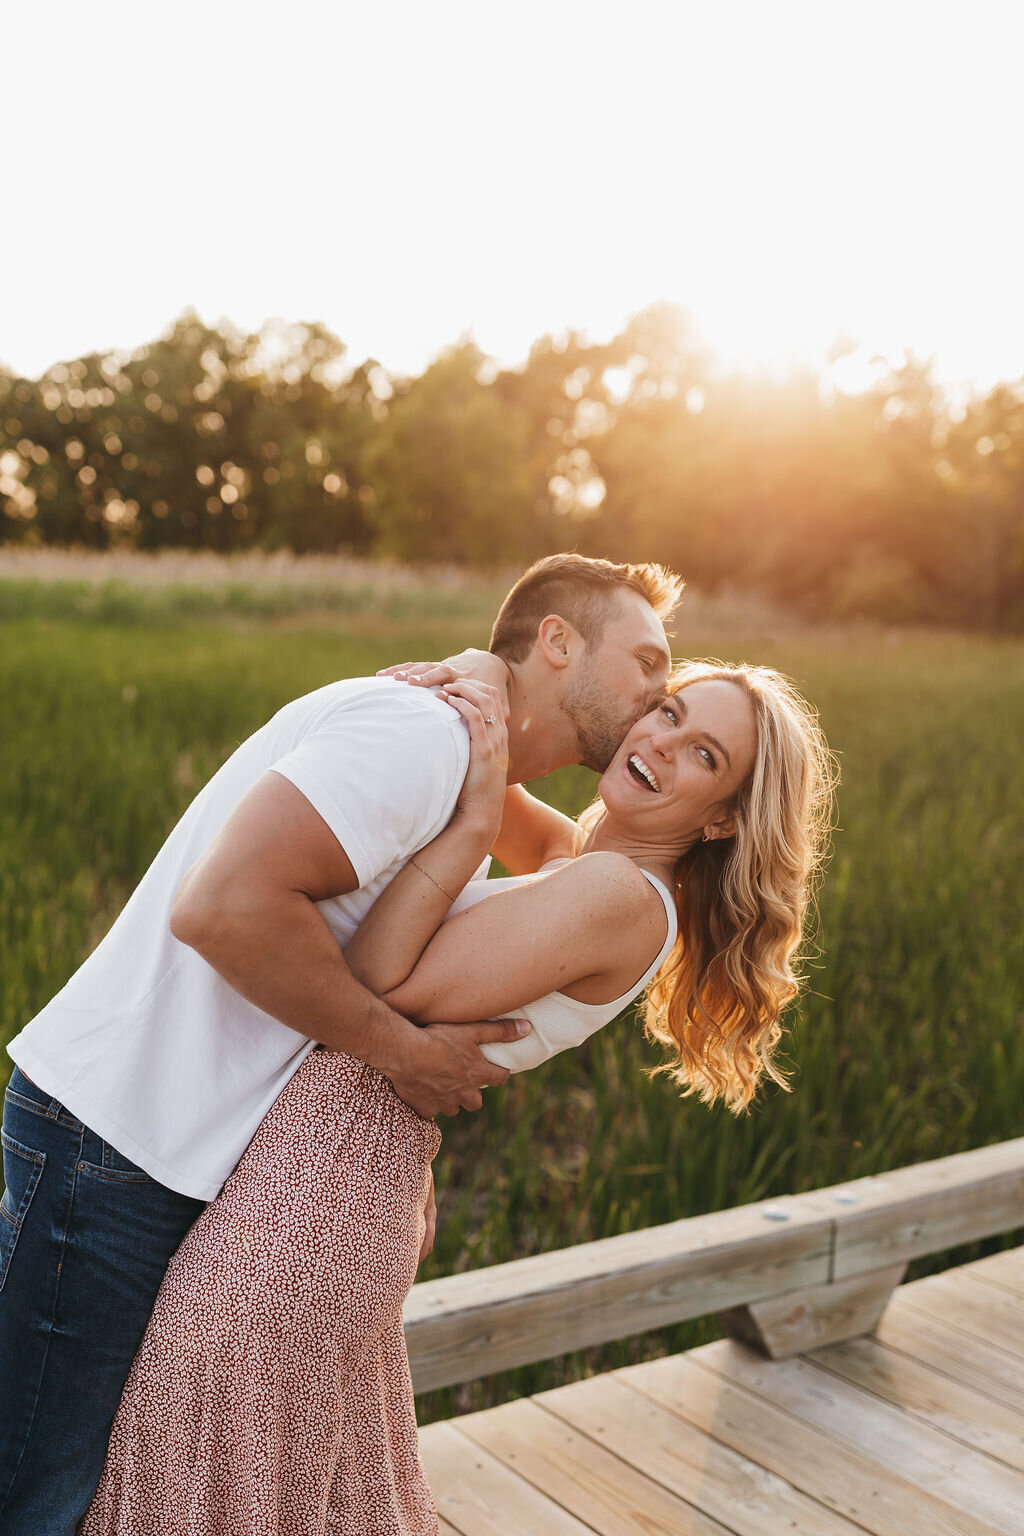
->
xmin=0 ymin=1128 xmax=47 ymax=1292
xmin=78 ymin=1139 xmax=155 ymax=1184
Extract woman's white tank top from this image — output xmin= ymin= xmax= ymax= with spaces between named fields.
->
xmin=443 ymin=864 xmax=678 ymax=1075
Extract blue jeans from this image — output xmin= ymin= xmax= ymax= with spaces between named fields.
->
xmin=0 ymin=1066 xmax=206 ymax=1534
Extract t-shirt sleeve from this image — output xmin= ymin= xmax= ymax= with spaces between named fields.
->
xmin=269 ymin=693 xmax=468 ymax=888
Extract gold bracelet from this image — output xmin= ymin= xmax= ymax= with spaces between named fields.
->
xmin=409 ymin=857 xmax=456 ymax=902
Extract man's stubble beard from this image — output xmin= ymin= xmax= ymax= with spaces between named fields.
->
xmin=561 ymin=668 xmax=644 ymax=773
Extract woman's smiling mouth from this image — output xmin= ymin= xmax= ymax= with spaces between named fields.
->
xmin=627 ymin=753 xmax=661 ymax=792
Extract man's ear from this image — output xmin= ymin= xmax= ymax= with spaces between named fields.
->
xmin=535 ymin=613 xmax=577 ymax=671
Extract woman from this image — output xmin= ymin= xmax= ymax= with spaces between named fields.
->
xmin=83 ymin=660 xmax=835 ymax=1534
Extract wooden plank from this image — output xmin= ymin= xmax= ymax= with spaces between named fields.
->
xmin=690 ymin=1338 xmax=1024 ymax=1533
xmin=827 ymin=1141 xmax=1024 ymax=1281
xmin=616 ymin=1350 xmax=1003 ymax=1536
xmin=405 ymin=1202 xmax=832 ymax=1392
xmin=961 ymin=1246 xmax=1024 ymax=1298
xmin=877 ymin=1292 xmax=1024 ymax=1416
xmin=456 ymin=1396 xmax=735 ymax=1536
xmin=807 ymin=1333 xmax=1024 ymax=1471
xmin=540 ymin=1370 xmax=891 ymax=1536
xmin=419 ymin=1420 xmax=597 ymax=1535
xmin=896 ymin=1270 xmax=1024 ymax=1364
xmin=720 ymin=1263 xmax=905 ymax=1358
xmin=438 ymin=1521 xmax=464 ymax=1536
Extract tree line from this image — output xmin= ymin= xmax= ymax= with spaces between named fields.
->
xmin=2 ymin=304 xmax=1022 ymax=628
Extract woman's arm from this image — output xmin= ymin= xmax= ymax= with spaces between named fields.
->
xmin=491 ymin=784 xmax=578 ymax=875
xmin=345 ymin=681 xmax=507 ymax=997
xmin=377 ymin=656 xmax=578 ymax=874
xmin=382 ymin=852 xmax=669 ymax=1024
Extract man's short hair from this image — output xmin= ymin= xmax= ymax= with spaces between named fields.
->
xmin=489 ymin=553 xmax=684 ymax=663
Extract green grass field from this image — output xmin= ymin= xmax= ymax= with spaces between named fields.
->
xmin=2 ymin=571 xmax=1022 ymax=1419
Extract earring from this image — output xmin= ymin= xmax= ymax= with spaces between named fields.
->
xmin=702 ymin=828 xmax=715 ymax=843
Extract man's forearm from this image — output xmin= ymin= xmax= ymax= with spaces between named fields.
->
xmin=171 ymin=881 xmax=419 ymax=1075
xmin=166 ymin=770 xmax=527 ymax=1119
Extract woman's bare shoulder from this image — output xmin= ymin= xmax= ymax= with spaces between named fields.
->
xmin=537 ymin=851 xmax=667 ymax=926
xmin=529 ymin=852 xmax=671 ymax=1002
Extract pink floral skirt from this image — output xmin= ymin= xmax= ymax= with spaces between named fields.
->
xmin=82 ymin=1048 xmax=442 ymax=1536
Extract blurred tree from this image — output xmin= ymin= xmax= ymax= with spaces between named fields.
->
xmin=945 ymin=384 xmax=1024 ymax=629
xmin=491 ymin=325 xmax=626 ymax=545
xmin=2 ymin=307 xmax=1022 ymax=631
xmin=367 ymin=344 xmax=536 ymax=564
xmin=584 ymin=304 xmax=724 ymax=581
xmin=0 ymin=314 xmax=379 ymax=554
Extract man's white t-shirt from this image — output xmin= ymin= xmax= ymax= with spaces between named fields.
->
xmin=7 ymin=677 xmax=469 ymax=1200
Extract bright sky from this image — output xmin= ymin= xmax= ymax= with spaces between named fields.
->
xmin=5 ymin=0 xmax=1022 ymax=393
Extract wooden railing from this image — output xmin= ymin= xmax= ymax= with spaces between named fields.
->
xmin=403 ymin=1136 xmax=1024 ymax=1392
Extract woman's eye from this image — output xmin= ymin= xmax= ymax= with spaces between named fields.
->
xmin=660 ymin=704 xmax=679 ymax=725
xmin=698 ymin=745 xmax=717 ymax=769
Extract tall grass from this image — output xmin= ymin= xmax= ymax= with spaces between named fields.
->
xmin=2 ymin=586 xmax=1022 ymax=1420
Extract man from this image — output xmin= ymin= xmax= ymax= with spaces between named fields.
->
xmin=0 ymin=552 xmax=680 ymax=1532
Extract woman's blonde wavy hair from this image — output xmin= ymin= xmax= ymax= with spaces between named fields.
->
xmin=580 ymin=660 xmax=838 ymax=1114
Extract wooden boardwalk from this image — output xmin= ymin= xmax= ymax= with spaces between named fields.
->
xmin=421 ymin=1244 xmax=1024 ymax=1535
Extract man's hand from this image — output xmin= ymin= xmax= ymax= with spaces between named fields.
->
xmin=387 ymin=1017 xmax=529 ymax=1118
xmin=378 ymin=649 xmax=511 ymax=715
xmin=418 ymin=1168 xmax=437 ymax=1264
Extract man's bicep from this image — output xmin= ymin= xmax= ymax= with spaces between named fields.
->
xmin=269 ymin=696 xmax=468 ymax=887
xmin=194 ymin=771 xmax=361 ymax=901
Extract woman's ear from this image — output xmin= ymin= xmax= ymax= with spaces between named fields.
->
xmin=535 ymin=613 xmax=574 ymax=670
xmin=707 ymin=811 xmax=738 ymax=841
